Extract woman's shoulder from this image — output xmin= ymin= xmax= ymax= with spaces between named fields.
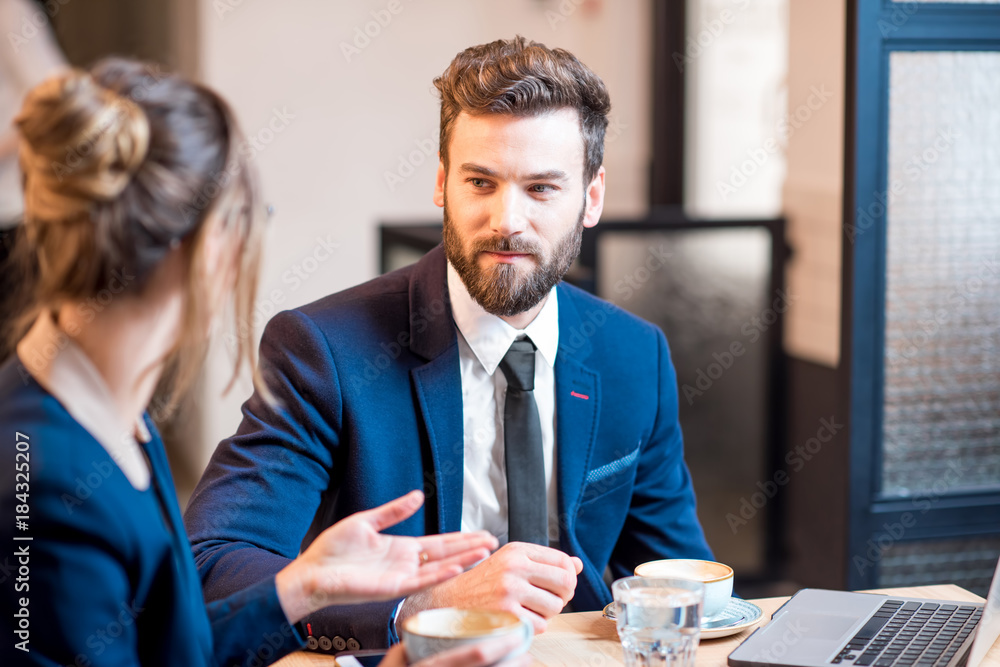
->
xmin=0 ymin=365 xmax=177 ymax=666
xmin=0 ymin=356 xmax=154 ymax=548
xmin=0 ymin=356 xmax=104 ymax=476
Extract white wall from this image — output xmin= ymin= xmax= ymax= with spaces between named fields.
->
xmin=681 ymin=0 xmax=843 ymax=367
xmin=684 ymin=0 xmax=788 ymax=218
xmin=781 ymin=0 xmax=845 ymax=367
xmin=189 ymin=0 xmax=654 ymax=474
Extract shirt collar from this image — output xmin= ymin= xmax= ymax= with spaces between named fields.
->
xmin=447 ymin=261 xmax=560 ymax=375
xmin=16 ymin=311 xmax=151 ymax=490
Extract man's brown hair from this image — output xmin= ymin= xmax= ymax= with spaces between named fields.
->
xmin=433 ymin=36 xmax=611 ymax=183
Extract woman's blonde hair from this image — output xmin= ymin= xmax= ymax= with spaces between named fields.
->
xmin=11 ymin=57 xmax=268 ymax=414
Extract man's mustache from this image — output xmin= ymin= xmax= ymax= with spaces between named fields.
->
xmin=471 ymin=236 xmax=542 ymax=256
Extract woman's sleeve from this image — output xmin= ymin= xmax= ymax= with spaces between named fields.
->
xmin=205 ymin=576 xmax=305 ymax=667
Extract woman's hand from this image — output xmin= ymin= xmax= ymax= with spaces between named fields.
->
xmin=378 ymin=636 xmax=533 ymax=667
xmin=276 ymin=490 xmax=497 ymax=623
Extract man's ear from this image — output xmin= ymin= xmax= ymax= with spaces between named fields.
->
xmin=433 ymin=158 xmax=446 ymax=208
xmin=583 ymin=166 xmax=606 ymax=229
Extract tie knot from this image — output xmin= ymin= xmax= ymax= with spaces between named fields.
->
xmin=499 ymin=337 xmax=536 ymax=392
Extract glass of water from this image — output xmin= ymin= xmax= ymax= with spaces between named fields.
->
xmin=612 ymin=576 xmax=704 ymax=667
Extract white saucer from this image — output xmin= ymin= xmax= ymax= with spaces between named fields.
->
xmin=602 ymin=598 xmax=764 ymax=640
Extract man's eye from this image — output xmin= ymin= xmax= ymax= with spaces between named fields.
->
xmin=470 ymin=178 xmax=488 ymax=187
xmin=531 ymin=184 xmax=554 ymax=193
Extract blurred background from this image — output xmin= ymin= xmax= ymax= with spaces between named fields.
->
xmin=2 ymin=0 xmax=998 ymax=598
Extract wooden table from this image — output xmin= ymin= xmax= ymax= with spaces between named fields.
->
xmin=274 ymin=585 xmax=997 ymax=667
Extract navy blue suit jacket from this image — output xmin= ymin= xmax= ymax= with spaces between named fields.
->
xmin=185 ymin=245 xmax=712 ymax=651
xmin=0 ymin=361 xmax=303 ymax=667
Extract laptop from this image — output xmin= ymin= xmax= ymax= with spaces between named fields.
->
xmin=729 ymin=557 xmax=1000 ymax=667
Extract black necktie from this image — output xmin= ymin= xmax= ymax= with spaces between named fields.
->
xmin=498 ymin=336 xmax=548 ymax=546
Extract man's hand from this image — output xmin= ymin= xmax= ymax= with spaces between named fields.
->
xmin=276 ymin=490 xmax=498 ymax=624
xmin=397 ymin=542 xmax=584 ymax=635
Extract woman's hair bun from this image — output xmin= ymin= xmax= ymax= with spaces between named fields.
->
xmin=15 ymin=68 xmax=150 ymax=222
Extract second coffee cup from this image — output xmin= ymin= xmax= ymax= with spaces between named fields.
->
xmin=634 ymin=558 xmax=734 ymax=619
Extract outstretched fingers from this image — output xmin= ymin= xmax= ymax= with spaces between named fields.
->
xmin=396 ymin=545 xmax=492 ymax=595
xmin=356 ymin=490 xmax=425 ymax=533
xmin=400 ymin=562 xmax=465 ymax=594
xmin=415 ymin=530 xmax=497 ymax=563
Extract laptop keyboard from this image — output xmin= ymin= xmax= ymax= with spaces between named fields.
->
xmin=831 ymin=600 xmax=982 ymax=667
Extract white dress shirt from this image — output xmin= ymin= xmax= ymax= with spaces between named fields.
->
xmin=447 ymin=262 xmax=561 ymax=547
xmin=16 ymin=311 xmax=151 ymax=489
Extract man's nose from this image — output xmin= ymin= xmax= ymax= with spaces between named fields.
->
xmin=489 ymin=187 xmax=529 ymax=236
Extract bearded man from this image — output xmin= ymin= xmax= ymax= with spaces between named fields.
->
xmin=184 ymin=36 xmax=713 ymax=654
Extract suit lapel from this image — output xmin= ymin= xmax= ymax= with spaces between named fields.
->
xmin=411 ymin=351 xmax=464 ymax=533
xmin=554 ymin=285 xmax=600 ymax=535
xmin=408 ymin=247 xmax=464 ymax=534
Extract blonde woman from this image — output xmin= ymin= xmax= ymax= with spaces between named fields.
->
xmin=0 ymin=59 xmax=512 ymax=667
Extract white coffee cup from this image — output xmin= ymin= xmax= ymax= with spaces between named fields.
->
xmin=401 ymin=608 xmax=533 ymax=664
xmin=634 ymin=559 xmax=734 ymax=620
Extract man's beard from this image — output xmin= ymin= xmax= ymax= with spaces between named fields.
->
xmin=443 ymin=197 xmax=585 ymax=318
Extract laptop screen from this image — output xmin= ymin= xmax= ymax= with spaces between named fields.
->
xmin=969 ymin=557 xmax=1000 ymax=667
